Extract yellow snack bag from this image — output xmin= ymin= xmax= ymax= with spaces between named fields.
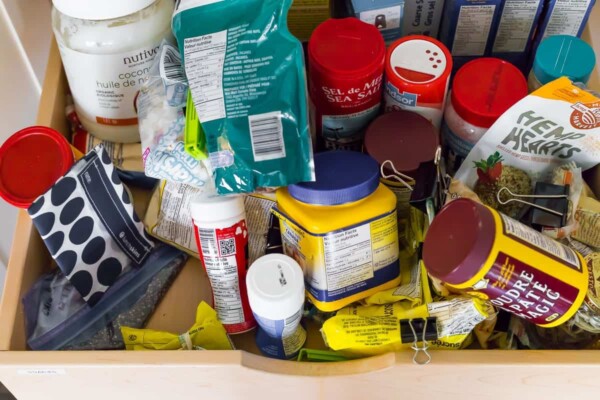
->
xmin=121 ymin=302 xmax=233 ymax=350
xmin=362 ymin=254 xmax=424 ymax=306
xmin=321 ymin=297 xmax=490 ymax=356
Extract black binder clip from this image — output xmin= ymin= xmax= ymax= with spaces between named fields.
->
xmin=499 ymin=182 xmax=569 ymax=230
xmin=400 ymin=317 xmax=438 ymax=365
xmin=410 ymin=147 xmax=450 ymax=221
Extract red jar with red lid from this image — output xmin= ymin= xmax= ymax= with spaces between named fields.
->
xmin=442 ymin=58 xmax=527 ymax=174
xmin=0 ymin=126 xmax=76 ymax=208
xmin=308 ymin=18 xmax=385 ymax=151
xmin=384 ymin=35 xmax=452 ymax=130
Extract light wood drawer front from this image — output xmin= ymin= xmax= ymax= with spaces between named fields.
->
xmin=1 ymin=7 xmax=600 ymax=399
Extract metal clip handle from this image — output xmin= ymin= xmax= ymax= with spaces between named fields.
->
xmin=381 ymin=160 xmax=415 ymax=191
xmin=496 ymin=187 xmax=567 ymax=217
xmin=409 ymin=319 xmax=432 ymax=365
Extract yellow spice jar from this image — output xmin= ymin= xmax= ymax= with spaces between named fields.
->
xmin=275 ymin=151 xmax=400 ymax=312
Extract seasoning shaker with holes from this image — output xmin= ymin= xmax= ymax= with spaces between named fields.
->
xmin=190 ymin=195 xmax=256 ymax=334
xmin=384 ymin=35 xmax=452 ymax=130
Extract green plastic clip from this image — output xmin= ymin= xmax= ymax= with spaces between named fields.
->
xmin=184 ymin=91 xmax=208 ymax=160
xmin=297 ymin=349 xmax=349 ymax=362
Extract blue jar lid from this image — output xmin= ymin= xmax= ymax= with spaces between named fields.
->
xmin=288 ymin=151 xmax=380 ymax=205
xmin=533 ymin=35 xmax=596 ymax=86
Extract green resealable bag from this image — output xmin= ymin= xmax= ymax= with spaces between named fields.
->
xmin=173 ymin=0 xmax=315 ymax=195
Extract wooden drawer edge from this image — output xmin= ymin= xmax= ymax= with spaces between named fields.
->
xmin=0 ymin=39 xmax=66 ymax=351
xmin=0 ymin=350 xmax=599 ymax=374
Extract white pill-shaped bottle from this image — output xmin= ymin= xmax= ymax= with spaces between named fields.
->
xmin=247 ymin=254 xmax=306 ymax=359
xmin=190 ymin=195 xmax=256 ymax=334
xmin=52 ymin=0 xmax=173 ymax=143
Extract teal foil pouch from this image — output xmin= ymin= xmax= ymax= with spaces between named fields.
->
xmin=173 ymin=0 xmax=315 ymax=195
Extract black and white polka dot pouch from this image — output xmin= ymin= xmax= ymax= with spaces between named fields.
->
xmin=28 ymin=145 xmax=154 ymax=306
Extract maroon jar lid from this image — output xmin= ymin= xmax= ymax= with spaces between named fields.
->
xmin=422 ymin=198 xmax=496 ymax=285
xmin=364 ymin=111 xmax=439 ymax=179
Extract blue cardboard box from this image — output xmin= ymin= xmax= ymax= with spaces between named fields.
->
xmin=438 ymin=0 xmax=504 ymax=72
xmin=402 ymin=0 xmax=446 ymax=38
xmin=490 ymin=0 xmax=545 ymax=73
xmin=527 ymin=0 xmax=596 ymax=73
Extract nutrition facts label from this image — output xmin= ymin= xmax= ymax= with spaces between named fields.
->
xmin=453 ymin=5 xmax=496 ymax=56
xmin=501 ymin=214 xmax=581 ymax=269
xmin=244 ymin=196 xmax=275 ymax=265
xmin=493 ymin=0 xmax=541 ymax=53
xmin=428 ymin=298 xmax=487 ymax=337
xmin=198 ymin=227 xmax=244 ymax=325
xmin=324 ymin=225 xmax=374 ymax=291
xmin=183 ymin=31 xmax=227 ymax=122
xmin=543 ymin=0 xmax=592 ymax=38
xmin=154 ymin=181 xmax=202 ymax=252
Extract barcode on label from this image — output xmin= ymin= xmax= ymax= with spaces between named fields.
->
xmin=199 ymin=228 xmax=217 ymax=256
xmin=219 ymin=237 xmax=236 ymax=256
xmin=248 ymin=111 xmax=286 ymax=162
xmin=160 ymin=44 xmax=186 ymax=83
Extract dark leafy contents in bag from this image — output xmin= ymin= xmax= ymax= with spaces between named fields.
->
xmin=63 ymin=258 xmax=182 ymax=350
xmin=23 ymin=245 xmax=186 ymax=350
xmin=473 ymin=152 xmax=532 ymax=218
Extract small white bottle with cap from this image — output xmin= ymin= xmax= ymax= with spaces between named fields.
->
xmin=190 ymin=195 xmax=256 ymax=334
xmin=52 ymin=0 xmax=173 ymax=143
xmin=246 ymin=254 xmax=307 ymax=359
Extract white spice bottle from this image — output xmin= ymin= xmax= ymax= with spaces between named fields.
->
xmin=52 ymin=0 xmax=173 ymax=143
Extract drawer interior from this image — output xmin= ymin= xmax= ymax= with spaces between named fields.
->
xmin=0 ymin=40 xmax=332 ymax=356
xmin=3 ymin=22 xmax=600 ymax=361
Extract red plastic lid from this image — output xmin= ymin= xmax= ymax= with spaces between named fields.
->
xmin=308 ymin=18 xmax=385 ymax=78
xmin=423 ymin=199 xmax=496 ymax=285
xmin=0 ymin=126 xmax=74 ymax=208
xmin=364 ymin=111 xmax=439 ymax=179
xmin=386 ymin=35 xmax=452 ymax=87
xmin=451 ymin=58 xmax=528 ymax=128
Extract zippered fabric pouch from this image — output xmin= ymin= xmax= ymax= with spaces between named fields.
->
xmin=173 ymin=0 xmax=315 ymax=195
xmin=23 ymin=245 xmax=187 ymax=350
xmin=27 ymin=145 xmax=154 ymax=305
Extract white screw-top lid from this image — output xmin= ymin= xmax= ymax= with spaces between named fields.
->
xmin=53 ymin=0 xmax=156 ymax=20
xmin=190 ymin=195 xmax=246 ymax=225
xmin=246 ymin=254 xmax=305 ymax=321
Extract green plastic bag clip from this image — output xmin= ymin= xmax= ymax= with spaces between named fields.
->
xmin=184 ymin=91 xmax=208 ymax=160
xmin=297 ymin=349 xmax=349 ymax=362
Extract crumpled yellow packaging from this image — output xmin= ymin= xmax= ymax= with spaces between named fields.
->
xmin=321 ymin=297 xmax=490 ymax=356
xmin=121 ymin=302 xmax=234 ymax=350
xmin=362 ymin=255 xmax=426 ymax=306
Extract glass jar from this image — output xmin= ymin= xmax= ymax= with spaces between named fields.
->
xmin=442 ymin=58 xmax=528 ymax=175
xmin=528 ymin=35 xmax=596 ymax=93
xmin=52 ymin=0 xmax=173 ymax=143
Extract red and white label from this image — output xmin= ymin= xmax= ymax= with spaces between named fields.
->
xmin=194 ymin=219 xmax=256 ymax=334
xmin=384 ymin=38 xmax=451 ymax=129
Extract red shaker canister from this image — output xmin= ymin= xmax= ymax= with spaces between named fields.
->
xmin=308 ymin=18 xmax=385 ymax=151
xmin=384 ymin=35 xmax=452 ymax=130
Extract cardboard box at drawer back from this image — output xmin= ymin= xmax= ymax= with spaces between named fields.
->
xmin=2 ymin=9 xmax=600 ymax=400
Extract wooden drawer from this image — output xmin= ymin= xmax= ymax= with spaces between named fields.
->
xmin=2 ymin=10 xmax=600 ymax=399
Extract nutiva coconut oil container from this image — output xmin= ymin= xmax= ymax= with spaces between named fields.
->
xmin=384 ymin=35 xmax=452 ymax=130
xmin=52 ymin=0 xmax=173 ymax=143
